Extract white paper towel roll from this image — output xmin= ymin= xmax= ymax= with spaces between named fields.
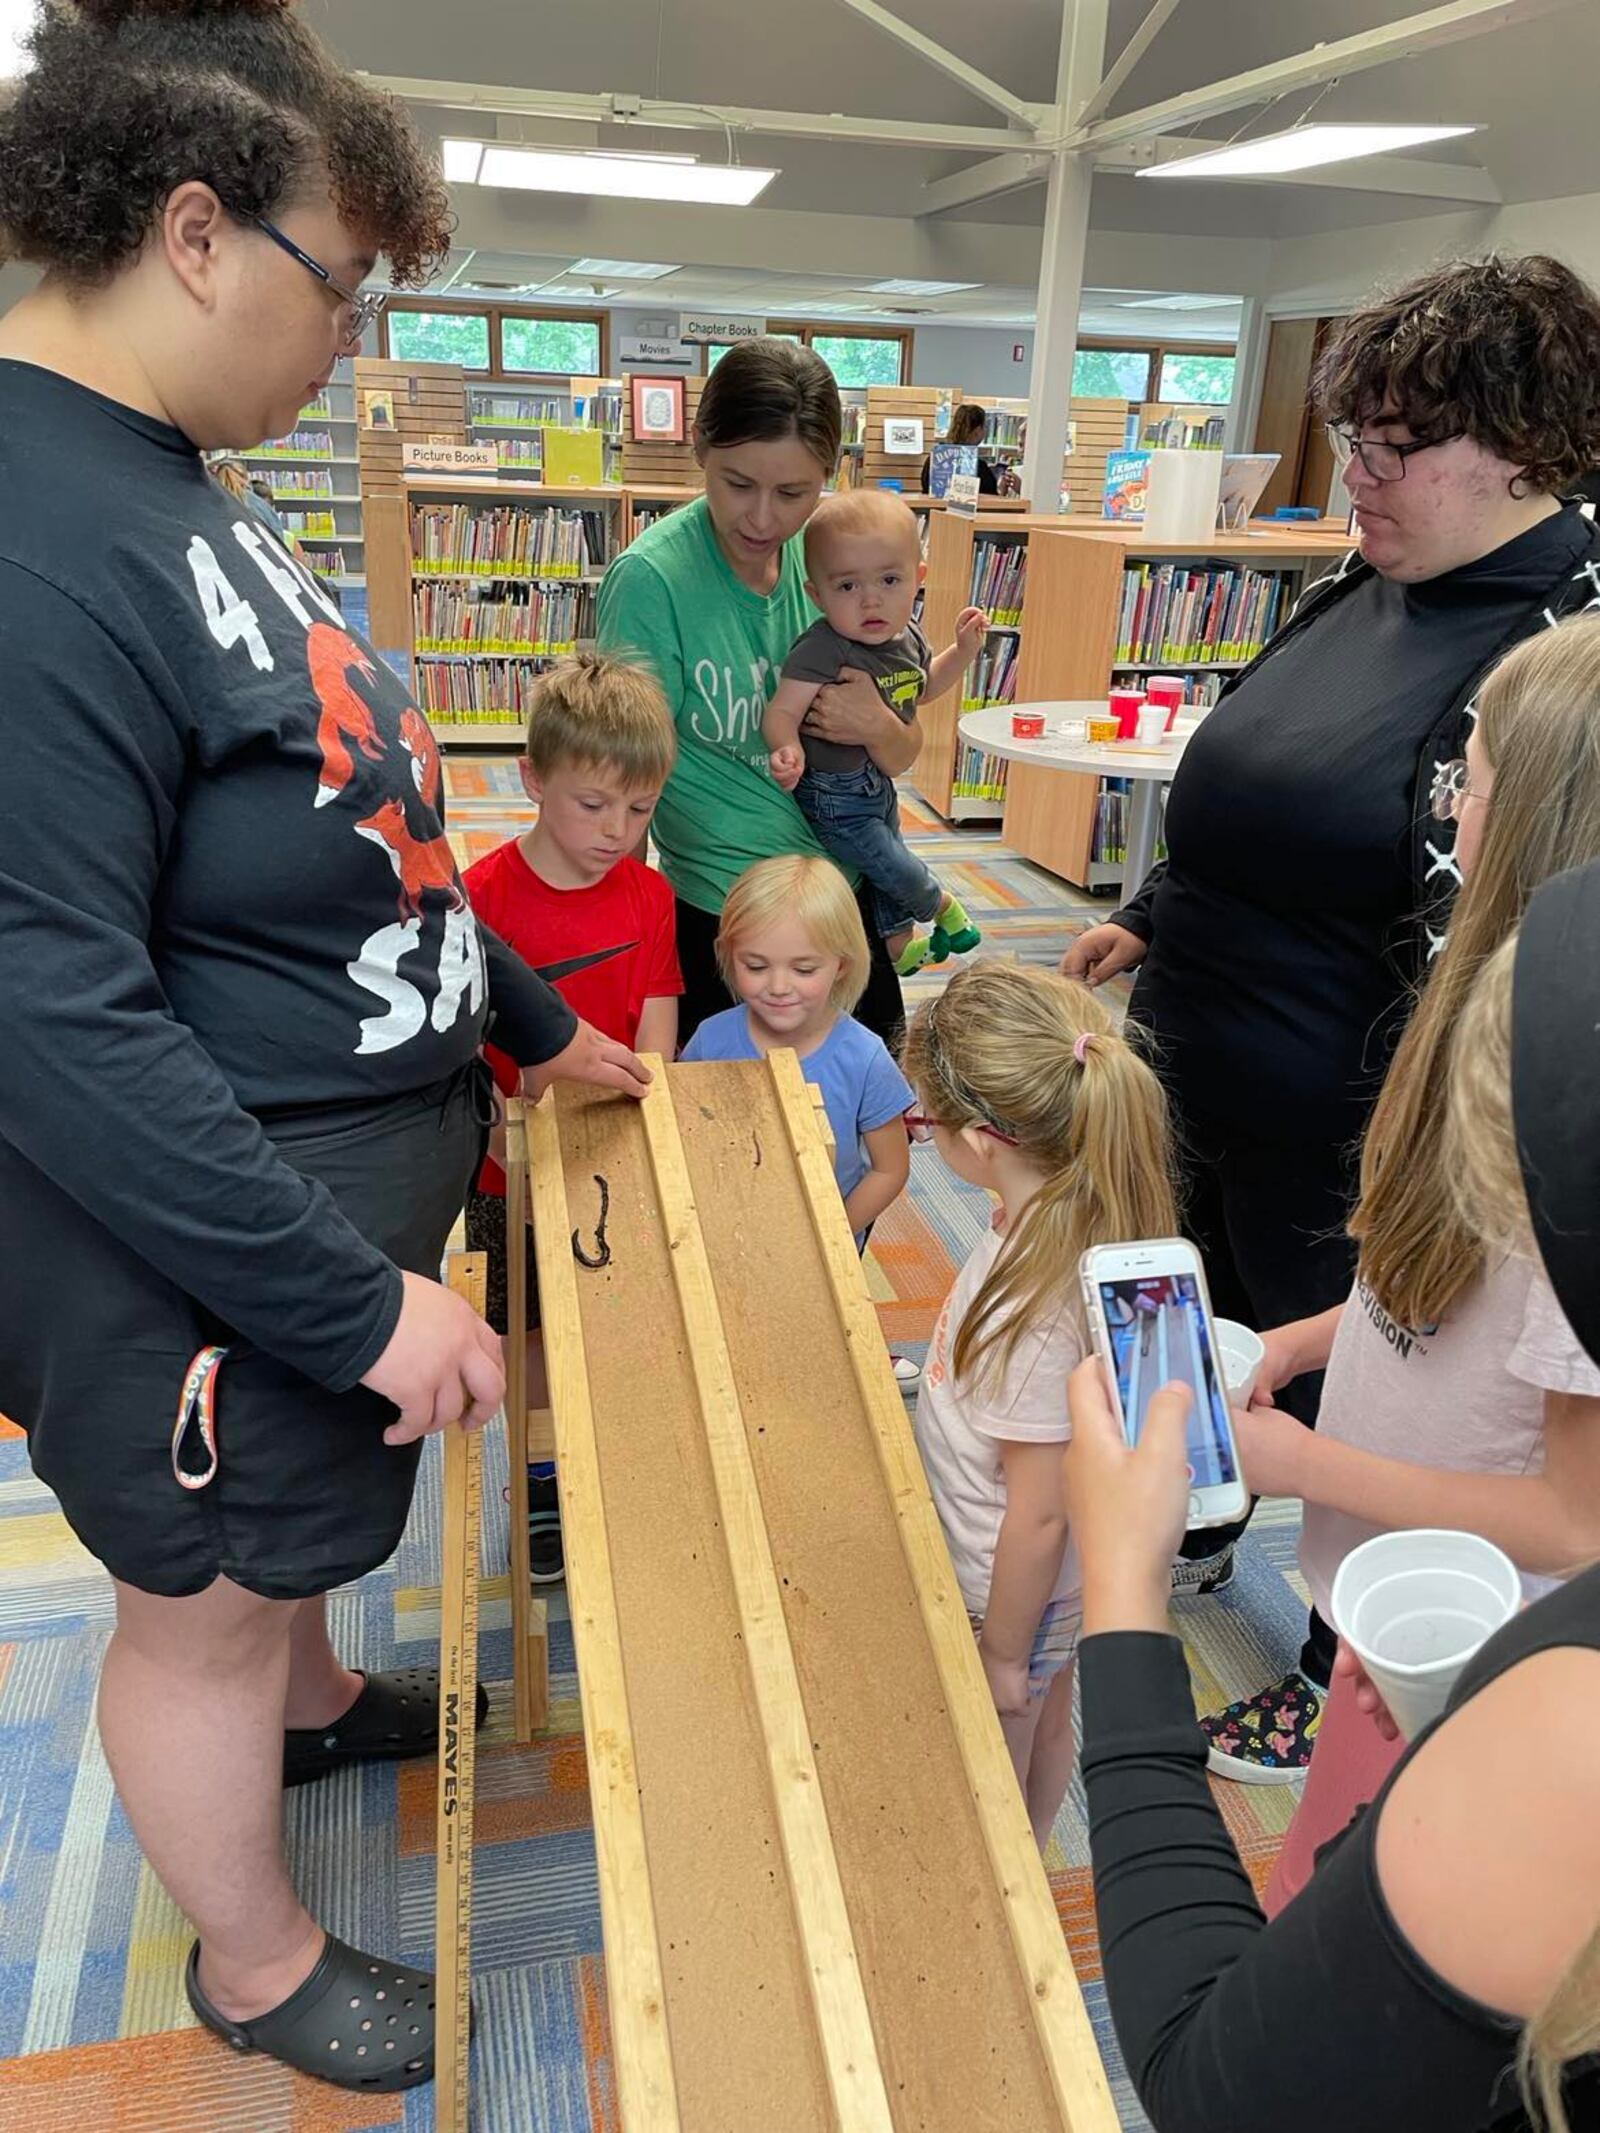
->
xmin=1143 ymin=449 xmax=1224 ymax=543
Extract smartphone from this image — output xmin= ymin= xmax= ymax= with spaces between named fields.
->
xmin=1080 ymin=1239 xmax=1250 ymax=1530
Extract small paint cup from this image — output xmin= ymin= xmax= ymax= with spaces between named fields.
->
xmin=1011 ymin=710 xmax=1046 ymax=739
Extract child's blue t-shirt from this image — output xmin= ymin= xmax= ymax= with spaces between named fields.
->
xmin=679 ymin=1007 xmax=913 ymax=1205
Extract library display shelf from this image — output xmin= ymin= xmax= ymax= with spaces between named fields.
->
xmin=921 ymin=514 xmax=1351 ymax=888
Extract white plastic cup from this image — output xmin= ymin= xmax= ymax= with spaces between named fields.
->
xmin=1330 ymin=1529 xmax=1520 ymax=1741
xmin=1136 ymin=705 xmax=1167 ymax=745
xmin=1214 ymin=1318 xmax=1265 ymax=1403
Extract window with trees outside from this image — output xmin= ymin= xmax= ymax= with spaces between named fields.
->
xmin=1072 ymin=347 xmax=1153 ymax=400
xmin=1158 ymin=352 xmax=1237 ymax=405
xmin=502 ymin=315 xmax=603 ymax=375
xmin=386 ymin=309 xmax=491 ymax=370
xmin=809 ymin=335 xmax=904 ymax=388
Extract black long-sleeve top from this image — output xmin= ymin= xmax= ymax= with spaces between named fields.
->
xmin=1115 ymin=508 xmax=1600 ymax=1145
xmin=1081 ymin=1565 xmax=1600 ymax=2132
xmin=0 ymin=363 xmax=576 ymax=1394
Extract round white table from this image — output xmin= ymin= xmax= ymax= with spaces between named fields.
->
xmin=958 ymin=700 xmax=1198 ymax=903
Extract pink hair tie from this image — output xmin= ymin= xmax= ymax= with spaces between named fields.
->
xmin=1073 ymin=1033 xmax=1094 ymax=1065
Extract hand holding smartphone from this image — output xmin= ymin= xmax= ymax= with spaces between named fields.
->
xmin=1080 ymin=1238 xmax=1250 ymax=1530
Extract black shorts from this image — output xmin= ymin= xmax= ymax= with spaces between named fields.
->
xmin=464 ymin=1186 xmax=542 ymax=1338
xmin=1 ymin=1074 xmax=486 ymax=1602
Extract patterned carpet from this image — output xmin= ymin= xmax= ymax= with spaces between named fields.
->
xmin=0 ymin=764 xmax=1309 ymax=2132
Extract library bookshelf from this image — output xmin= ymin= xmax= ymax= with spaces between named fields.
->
xmin=241 ymin=355 xmax=365 ymax=593
xmin=921 ymin=515 xmax=1352 ymax=884
xmin=368 ymin=474 xmax=627 ymax=747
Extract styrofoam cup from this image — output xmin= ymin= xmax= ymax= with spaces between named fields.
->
xmin=1214 ymin=1318 xmax=1265 ymax=1403
xmin=1330 ymin=1529 xmax=1520 ymax=1741
xmin=1136 ymin=706 xmax=1167 ymax=744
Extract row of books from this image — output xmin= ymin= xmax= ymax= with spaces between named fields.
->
xmin=841 ymin=404 xmax=867 ymax=447
xmin=1092 ymin=782 xmax=1169 ymax=869
xmin=970 ymin=539 xmax=1028 ymax=627
xmin=271 ymin=467 xmax=337 ymax=500
xmin=983 ymin=410 xmax=1026 ymax=452
xmin=413 ymin=657 xmax=562 ymax=722
xmin=280 ymin=509 xmax=338 ymax=539
xmin=470 ymin=392 xmax=563 ymax=429
xmin=630 ymin=501 xmax=685 ymax=536
xmin=959 ymin=633 xmax=1019 ymax=712
xmin=951 ymin=741 xmax=1010 ymax=806
xmin=1116 ymin=563 xmax=1288 ymax=666
xmin=412 ymin=580 xmax=595 ymax=655
xmin=256 ymin=429 xmax=336 ymax=459
xmin=409 ymin=505 xmax=607 ymax=577
xmin=300 ymin=396 xmax=334 ymax=419
xmin=297 ymin=547 xmax=349 ymax=579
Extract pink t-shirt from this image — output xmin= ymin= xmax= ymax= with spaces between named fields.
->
xmin=1300 ymin=1252 xmax=1600 ymax=1618
xmin=913 ymin=1227 xmax=1084 ymax=1616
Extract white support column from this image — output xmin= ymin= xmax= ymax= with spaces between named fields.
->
xmin=1224 ymin=294 xmax=1268 ymax=454
xmin=1021 ymin=1 xmax=1108 ymax=513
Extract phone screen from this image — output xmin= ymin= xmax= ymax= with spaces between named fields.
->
xmin=1096 ymin=1272 xmax=1239 ymax=1488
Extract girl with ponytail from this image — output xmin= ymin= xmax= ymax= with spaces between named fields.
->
xmin=903 ymin=962 xmax=1176 ymax=1846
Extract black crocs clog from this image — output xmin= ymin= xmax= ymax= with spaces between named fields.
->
xmin=283 ymin=1665 xmax=490 ymax=1786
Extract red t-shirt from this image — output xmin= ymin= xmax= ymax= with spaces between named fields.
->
xmin=464 ymin=837 xmax=682 ymax=1193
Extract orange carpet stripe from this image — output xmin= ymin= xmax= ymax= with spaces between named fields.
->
xmin=1048 ymin=1866 xmax=1105 ymax=1985
xmin=0 ymin=2028 xmax=404 ymax=2132
xmin=578 ymin=1955 xmax=620 ymax=2133
xmin=395 ymin=1737 xmax=594 ymax=1855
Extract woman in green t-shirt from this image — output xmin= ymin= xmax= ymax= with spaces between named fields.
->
xmin=597 ymin=339 xmax=920 ymax=1045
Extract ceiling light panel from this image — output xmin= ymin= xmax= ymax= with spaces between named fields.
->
xmin=474 ymin=144 xmax=777 ymax=205
xmin=1140 ymin=123 xmax=1475 ymax=180
xmin=442 ymin=138 xmax=484 ymax=183
xmin=569 ymin=258 xmax=681 ymax=279
xmin=864 ymin=278 xmax=982 ymax=297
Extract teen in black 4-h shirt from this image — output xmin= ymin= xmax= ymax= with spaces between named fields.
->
xmin=0 ymin=0 xmax=646 ymax=2097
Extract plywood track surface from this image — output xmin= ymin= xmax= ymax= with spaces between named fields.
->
xmin=529 ymin=1060 xmax=1117 ymax=2133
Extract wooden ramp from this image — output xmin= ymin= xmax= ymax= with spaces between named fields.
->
xmin=521 ymin=1057 xmax=1118 ymax=2133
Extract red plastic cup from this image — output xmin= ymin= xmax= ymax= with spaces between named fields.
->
xmin=1145 ymin=675 xmax=1185 ymax=730
xmin=1011 ymin=710 xmax=1045 ymax=739
xmin=1108 ymin=686 xmax=1146 ymax=740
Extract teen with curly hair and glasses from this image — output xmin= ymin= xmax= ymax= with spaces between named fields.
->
xmin=0 ymin=0 xmax=652 ymax=2093
xmin=1063 ymin=254 xmax=1600 ymax=1774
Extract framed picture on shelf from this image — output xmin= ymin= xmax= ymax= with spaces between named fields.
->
xmin=631 ymin=373 xmax=685 ymax=443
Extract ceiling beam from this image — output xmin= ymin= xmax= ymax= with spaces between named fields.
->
xmin=918 ymin=149 xmax=1053 ymax=216
xmin=362 ymin=75 xmax=1031 ymax=154
xmin=1074 ymin=0 xmax=1184 ymax=128
xmin=828 ymin=0 xmax=1045 ymax=130
xmin=1061 ymin=0 xmax=1579 ymax=152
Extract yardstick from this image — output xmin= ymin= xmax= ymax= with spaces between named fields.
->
xmin=435 ymin=1248 xmax=486 ymax=2133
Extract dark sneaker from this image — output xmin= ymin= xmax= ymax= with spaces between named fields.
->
xmin=1170 ymin=1543 xmax=1236 ymax=1596
xmin=1201 ymin=1670 xmax=1325 ymax=1784
xmin=529 ymin=1466 xmax=565 ymax=1584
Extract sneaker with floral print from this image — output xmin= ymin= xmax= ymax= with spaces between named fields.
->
xmin=1201 ymin=1669 xmax=1325 ymax=1784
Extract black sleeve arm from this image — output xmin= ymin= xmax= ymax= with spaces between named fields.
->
xmin=0 ymin=577 xmax=402 ymax=1393
xmin=1079 ymin=1630 xmax=1521 ymax=2133
xmin=1110 ymin=861 xmax=1166 ymax=942
xmin=478 ymin=923 xmax=578 ymax=1065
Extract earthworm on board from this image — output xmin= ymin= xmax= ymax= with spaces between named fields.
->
xmin=572 ymin=1173 xmax=612 ymax=1269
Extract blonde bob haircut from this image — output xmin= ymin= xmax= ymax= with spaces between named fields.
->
xmin=524 ymin=653 xmax=677 ymax=790
xmin=714 ymin=856 xmax=871 ymax=1016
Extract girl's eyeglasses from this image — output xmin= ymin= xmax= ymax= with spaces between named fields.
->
xmin=1430 ymin=757 xmax=1489 ymax=823
xmin=251 ymin=215 xmax=388 ymax=346
xmin=904 ymin=1110 xmax=1017 ymax=1148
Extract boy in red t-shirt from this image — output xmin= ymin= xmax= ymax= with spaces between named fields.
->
xmin=464 ymin=654 xmax=681 ymax=1581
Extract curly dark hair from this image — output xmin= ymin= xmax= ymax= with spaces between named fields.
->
xmin=1314 ymin=254 xmax=1600 ymax=494
xmin=0 ymin=0 xmax=451 ymax=287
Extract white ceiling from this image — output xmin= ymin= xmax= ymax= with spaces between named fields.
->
xmin=302 ymin=0 xmax=1596 ymax=328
